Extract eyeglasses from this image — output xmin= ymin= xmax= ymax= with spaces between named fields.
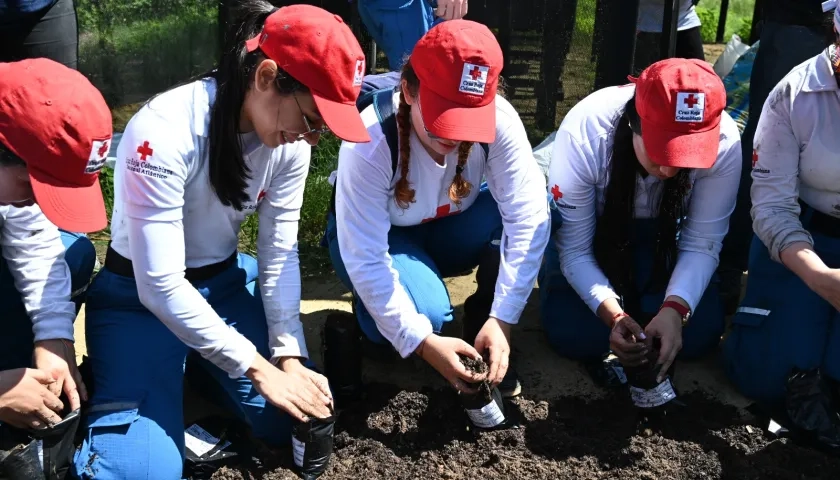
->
xmin=415 ymin=96 xmax=444 ymax=141
xmin=291 ymin=92 xmax=330 ymax=140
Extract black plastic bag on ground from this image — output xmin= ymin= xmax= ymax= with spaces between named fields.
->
xmin=0 ymin=408 xmax=81 ymax=480
xmin=292 ymin=415 xmax=336 ymax=480
xmin=785 ymin=368 xmax=840 ymax=450
xmin=322 ymin=311 xmax=363 ymax=409
xmin=183 ymin=417 xmax=253 ymax=480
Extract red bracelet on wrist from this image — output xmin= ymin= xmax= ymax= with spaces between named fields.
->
xmin=612 ymin=312 xmax=629 ymax=323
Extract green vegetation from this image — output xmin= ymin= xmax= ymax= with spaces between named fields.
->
xmin=697 ymin=0 xmax=755 ymax=44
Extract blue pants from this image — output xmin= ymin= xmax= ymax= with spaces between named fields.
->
xmin=325 ymin=187 xmax=503 ymax=345
xmin=538 ymin=219 xmax=725 ymax=360
xmin=358 ymin=0 xmax=442 ymax=71
xmin=73 ymin=254 xmax=293 ymax=480
xmin=724 ymin=232 xmax=840 ymax=407
xmin=719 ymin=22 xmax=829 ymax=275
xmin=0 ymin=231 xmax=95 ymax=371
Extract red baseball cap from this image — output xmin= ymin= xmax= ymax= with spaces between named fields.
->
xmin=245 ymin=5 xmax=370 ymax=143
xmin=631 ymin=58 xmax=726 ymax=169
xmin=410 ymin=20 xmax=503 ymax=144
xmin=0 ymin=58 xmax=111 ymax=233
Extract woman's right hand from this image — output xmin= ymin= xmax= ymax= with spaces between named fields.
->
xmin=246 ymin=356 xmax=332 ymax=422
xmin=0 ymin=368 xmax=64 ymax=430
xmin=811 ymin=268 xmax=840 ymax=312
xmin=608 ymin=315 xmax=649 ymax=367
xmin=416 ymin=334 xmax=486 ymax=393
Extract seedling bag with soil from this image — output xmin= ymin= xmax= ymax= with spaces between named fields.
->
xmin=292 ymin=414 xmax=336 ymax=479
xmin=0 ymin=408 xmax=80 ymax=480
xmin=459 ymin=356 xmax=507 ymax=430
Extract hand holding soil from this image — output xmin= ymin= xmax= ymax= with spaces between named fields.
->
xmin=417 ymin=334 xmax=485 ymax=394
xmin=473 ymin=317 xmax=511 ymax=386
xmin=609 ymin=315 xmax=649 ymax=366
xmin=33 ymin=338 xmax=87 ymax=412
xmin=0 ymin=367 xmax=63 ymax=429
xmin=644 ymin=309 xmax=684 ymax=383
xmin=246 ymin=356 xmax=332 ymax=422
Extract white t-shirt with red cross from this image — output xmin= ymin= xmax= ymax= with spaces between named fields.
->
xmin=110 ymin=78 xmax=310 ymax=379
xmin=334 ymin=92 xmax=551 ymax=358
xmin=547 ymin=84 xmax=742 ymax=315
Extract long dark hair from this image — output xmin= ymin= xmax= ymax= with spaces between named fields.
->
xmin=146 ymin=0 xmax=308 ymax=210
xmin=204 ymin=0 xmax=308 ymax=210
xmin=592 ymin=96 xmax=691 ymax=317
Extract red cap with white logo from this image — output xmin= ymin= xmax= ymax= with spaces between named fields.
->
xmin=245 ymin=5 xmax=370 ymax=143
xmin=630 ymin=58 xmax=726 ymax=169
xmin=410 ymin=20 xmax=503 ymax=144
xmin=0 ymin=58 xmax=111 ymax=233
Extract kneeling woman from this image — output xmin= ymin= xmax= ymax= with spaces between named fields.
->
xmin=74 ymin=3 xmax=370 ymax=479
xmin=326 ymin=21 xmax=550 ymax=397
xmin=539 ymin=59 xmax=741 ymax=383
xmin=724 ymin=29 xmax=840 ymax=406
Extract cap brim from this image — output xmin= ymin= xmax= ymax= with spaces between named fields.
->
xmin=312 ymin=94 xmax=370 ymax=143
xmin=418 ymin=84 xmax=496 ymax=144
xmin=641 ymin=119 xmax=721 ymax=169
xmin=30 ymin=172 xmax=107 ymax=233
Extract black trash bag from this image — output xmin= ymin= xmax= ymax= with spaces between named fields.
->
xmin=183 ymin=416 xmax=254 ymax=480
xmin=0 ymin=408 xmax=81 ymax=480
xmin=785 ymin=368 xmax=840 ymax=449
xmin=291 ymin=415 xmax=336 ymax=480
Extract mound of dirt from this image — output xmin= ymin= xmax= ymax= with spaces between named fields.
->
xmin=208 ymin=383 xmax=840 ymax=480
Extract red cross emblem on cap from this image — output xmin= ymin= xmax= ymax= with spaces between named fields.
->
xmin=97 ymin=141 xmax=109 ymax=158
xmin=683 ymin=94 xmax=700 ymax=108
xmin=469 ymin=66 xmax=482 ymax=80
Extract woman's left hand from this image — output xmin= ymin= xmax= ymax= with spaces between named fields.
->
xmin=473 ymin=318 xmax=511 ymax=387
xmin=643 ymin=309 xmax=683 ymax=383
xmin=276 ymin=357 xmax=334 ymax=410
xmin=33 ymin=339 xmax=87 ymax=413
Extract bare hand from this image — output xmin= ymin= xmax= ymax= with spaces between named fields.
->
xmin=435 ymin=0 xmax=468 ymax=20
xmin=277 ymin=357 xmax=333 ymax=408
xmin=473 ymin=318 xmax=511 ymax=387
xmin=33 ymin=339 xmax=87 ymax=412
xmin=247 ymin=356 xmax=332 ymax=422
xmin=609 ymin=315 xmax=648 ymax=366
xmin=417 ymin=334 xmax=485 ymax=393
xmin=0 ymin=368 xmax=64 ymax=429
xmin=644 ymin=309 xmax=683 ymax=382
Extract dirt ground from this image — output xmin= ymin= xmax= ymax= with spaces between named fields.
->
xmin=72 ymin=270 xmax=840 ymax=479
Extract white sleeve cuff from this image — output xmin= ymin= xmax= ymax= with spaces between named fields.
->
xmin=663 ymin=288 xmax=699 ymax=313
xmin=775 ymin=231 xmax=815 ymax=263
xmin=490 ymin=296 xmax=528 ymax=325
xmin=31 ymin=314 xmax=76 ymax=343
xmin=214 ymin=332 xmax=260 ymax=379
xmin=268 ymin=324 xmax=310 ymax=362
xmin=394 ymin=316 xmax=434 ymax=359
xmin=586 ymin=284 xmax=621 ymax=314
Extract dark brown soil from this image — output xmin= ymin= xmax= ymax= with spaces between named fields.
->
xmin=208 ymin=383 xmax=840 ymax=480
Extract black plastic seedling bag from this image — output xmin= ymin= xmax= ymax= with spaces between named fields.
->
xmin=182 ymin=417 xmax=248 ymax=480
xmin=292 ymin=415 xmax=336 ymax=479
xmin=785 ymin=368 xmax=840 ymax=450
xmin=0 ymin=408 xmax=81 ymax=480
xmin=624 ymin=338 xmax=678 ymax=409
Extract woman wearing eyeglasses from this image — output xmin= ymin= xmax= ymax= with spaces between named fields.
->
xmin=324 ymin=20 xmax=550 ymax=398
xmin=74 ymin=3 xmax=370 ymax=479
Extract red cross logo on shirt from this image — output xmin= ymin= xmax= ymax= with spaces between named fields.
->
xmin=136 ymin=141 xmax=154 ymax=161
xmin=357 ymin=62 xmax=364 ymax=75
xmin=683 ymin=94 xmax=699 ymax=108
xmin=257 ymin=190 xmax=266 ymax=202
xmin=751 ymin=150 xmax=758 ymax=169
xmin=469 ymin=66 xmax=482 ymax=80
xmin=422 ymin=204 xmax=456 ymax=223
xmin=97 ymin=141 xmax=109 ymax=158
xmin=551 ymin=185 xmax=563 ymax=201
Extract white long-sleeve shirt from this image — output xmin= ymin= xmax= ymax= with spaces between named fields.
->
xmin=110 ymin=79 xmax=309 ymax=379
xmin=334 ymin=93 xmax=550 ymax=358
xmin=751 ymin=47 xmax=840 ymax=262
xmin=547 ymin=84 xmax=742 ymax=314
xmin=1 ymin=205 xmax=75 ymax=343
